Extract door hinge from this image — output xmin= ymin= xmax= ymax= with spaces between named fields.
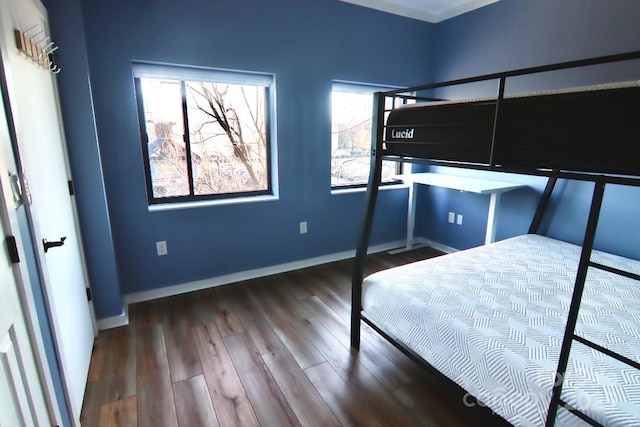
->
xmin=86 ymin=287 xmax=92 ymax=302
xmin=9 ymin=174 xmax=24 ymax=207
xmin=68 ymin=180 xmax=75 ymax=196
xmin=5 ymin=236 xmax=20 ymax=263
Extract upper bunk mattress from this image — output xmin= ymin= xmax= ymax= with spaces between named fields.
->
xmin=362 ymin=234 xmax=640 ymax=426
xmin=383 ymin=84 xmax=640 ymax=175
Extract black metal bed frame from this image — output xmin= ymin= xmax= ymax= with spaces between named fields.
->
xmin=350 ymin=50 xmax=640 ymax=426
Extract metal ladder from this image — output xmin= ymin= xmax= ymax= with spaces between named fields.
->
xmin=545 ymin=179 xmax=640 ymax=426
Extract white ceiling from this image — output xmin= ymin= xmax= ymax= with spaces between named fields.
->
xmin=338 ymin=0 xmax=500 ymax=23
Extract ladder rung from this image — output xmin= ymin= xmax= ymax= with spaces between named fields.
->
xmin=573 ymin=334 xmax=640 ymax=371
xmin=558 ymin=399 xmax=605 ymax=427
xmin=588 ymin=261 xmax=640 ymax=282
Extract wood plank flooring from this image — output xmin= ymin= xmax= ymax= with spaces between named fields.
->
xmin=82 ymin=248 xmax=512 ymax=427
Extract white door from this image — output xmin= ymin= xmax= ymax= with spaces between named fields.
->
xmin=0 ymin=0 xmax=96 ymax=424
xmin=0 ymin=186 xmax=53 ymax=426
xmin=0 ymin=60 xmax=56 ymax=427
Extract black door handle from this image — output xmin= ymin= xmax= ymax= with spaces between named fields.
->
xmin=43 ymin=237 xmax=66 ymax=253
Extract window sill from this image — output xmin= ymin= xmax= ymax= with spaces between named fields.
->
xmin=330 ymin=182 xmax=408 ymax=196
xmin=148 ymin=194 xmax=279 ymax=212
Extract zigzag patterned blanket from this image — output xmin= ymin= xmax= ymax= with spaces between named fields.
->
xmin=362 ymin=234 xmax=640 ymax=426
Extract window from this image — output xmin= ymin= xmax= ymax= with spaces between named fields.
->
xmin=134 ymin=64 xmax=275 ymax=204
xmin=331 ymin=82 xmax=402 ymax=188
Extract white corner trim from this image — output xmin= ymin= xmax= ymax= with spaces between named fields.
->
xmin=337 ymin=0 xmax=500 ymax=23
xmin=124 ymin=239 xmax=407 ymax=306
xmin=96 ymin=304 xmax=129 ymax=330
xmin=434 ymin=0 xmax=500 ymax=22
xmin=338 ymin=0 xmax=439 ymax=22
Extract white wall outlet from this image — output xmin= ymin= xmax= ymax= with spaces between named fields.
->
xmin=448 ymin=212 xmax=455 ymax=224
xmin=156 ymin=240 xmax=168 ymax=256
xmin=456 ymin=214 xmax=463 ymax=225
xmin=299 ymin=221 xmax=308 ymax=234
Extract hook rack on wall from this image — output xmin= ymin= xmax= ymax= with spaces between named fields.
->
xmin=14 ymin=25 xmax=61 ymax=74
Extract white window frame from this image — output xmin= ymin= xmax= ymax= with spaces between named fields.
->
xmin=330 ymin=81 xmax=409 ymax=193
xmin=132 ymin=62 xmax=279 ymax=210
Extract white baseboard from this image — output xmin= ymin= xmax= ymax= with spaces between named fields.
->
xmin=420 ymin=238 xmax=458 ymax=254
xmin=125 ymin=239 xmax=405 ymax=305
xmin=96 ymin=303 xmax=129 ymax=330
xmin=90 ymin=239 xmax=407 ymax=329
xmin=386 ymin=237 xmax=459 ymax=255
xmin=96 ymin=237 xmax=458 ymax=330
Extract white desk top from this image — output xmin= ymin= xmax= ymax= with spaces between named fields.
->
xmin=394 ymin=172 xmax=525 ymax=194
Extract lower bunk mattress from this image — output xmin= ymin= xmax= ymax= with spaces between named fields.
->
xmin=361 ymin=234 xmax=640 ymax=426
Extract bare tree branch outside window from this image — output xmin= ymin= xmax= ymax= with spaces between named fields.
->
xmin=138 ymin=76 xmax=269 ymax=201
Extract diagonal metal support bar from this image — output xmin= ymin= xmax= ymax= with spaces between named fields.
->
xmin=589 ymin=260 xmax=640 ymax=282
xmin=557 ymin=399 xmax=605 ymax=427
xmin=529 ymin=175 xmax=558 ymax=234
xmin=573 ymin=334 xmax=640 ymax=371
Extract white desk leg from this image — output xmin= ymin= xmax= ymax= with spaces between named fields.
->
xmin=485 ymin=192 xmax=501 ymax=245
xmin=406 ymin=182 xmax=417 ymax=250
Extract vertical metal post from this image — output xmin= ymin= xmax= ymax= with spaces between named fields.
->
xmin=181 ymin=81 xmax=195 ymax=196
xmin=351 ymin=92 xmax=385 ymax=349
xmin=545 ymin=180 xmax=605 ymax=426
xmin=489 ymin=77 xmax=506 ymax=167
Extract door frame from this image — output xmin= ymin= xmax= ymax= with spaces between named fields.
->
xmin=0 ymin=0 xmax=98 ymax=422
xmin=0 ymin=47 xmax=62 ymax=427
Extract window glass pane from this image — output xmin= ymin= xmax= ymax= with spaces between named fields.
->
xmin=185 ymin=82 xmax=268 ymax=195
xmin=331 ymin=90 xmax=396 ymax=187
xmin=139 ymin=78 xmax=189 ymax=198
xmin=384 ymin=96 xmax=394 ymax=110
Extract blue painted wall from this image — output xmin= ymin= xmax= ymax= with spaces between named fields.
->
xmin=46 ymin=0 xmax=640 ymax=319
xmin=415 ymin=0 xmax=640 ymax=259
xmin=46 ymin=0 xmax=434 ymax=315
xmin=47 ymin=0 xmax=124 ymax=320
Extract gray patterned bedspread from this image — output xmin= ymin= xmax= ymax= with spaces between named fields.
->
xmin=362 ymin=234 xmax=640 ymax=426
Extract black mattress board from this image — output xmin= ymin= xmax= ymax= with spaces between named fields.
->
xmin=384 ymin=86 xmax=640 ymax=175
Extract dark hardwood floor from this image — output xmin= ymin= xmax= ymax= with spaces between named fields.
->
xmin=81 ymin=248 xmax=512 ymax=426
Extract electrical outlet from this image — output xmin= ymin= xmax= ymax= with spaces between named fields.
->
xmin=300 ymin=221 xmax=308 ymax=234
xmin=448 ymin=212 xmax=455 ymax=224
xmin=156 ymin=240 xmax=168 ymax=256
xmin=456 ymin=214 xmax=463 ymax=225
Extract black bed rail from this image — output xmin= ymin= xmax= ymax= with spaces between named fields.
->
xmin=528 ymin=175 xmax=557 ymax=234
xmin=545 ymin=179 xmax=640 ymax=426
xmin=351 ymin=49 xmax=640 ymax=427
xmin=383 ymin=50 xmax=640 ymax=96
xmin=380 ymin=50 xmax=640 ymax=177
xmin=545 ymin=180 xmax=605 ymax=426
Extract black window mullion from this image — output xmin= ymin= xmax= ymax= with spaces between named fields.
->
xmin=181 ymin=81 xmax=196 ymax=196
xmin=263 ymin=86 xmax=272 ymax=194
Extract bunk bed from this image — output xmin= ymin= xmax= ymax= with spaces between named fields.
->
xmin=350 ymin=51 xmax=640 ymax=427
